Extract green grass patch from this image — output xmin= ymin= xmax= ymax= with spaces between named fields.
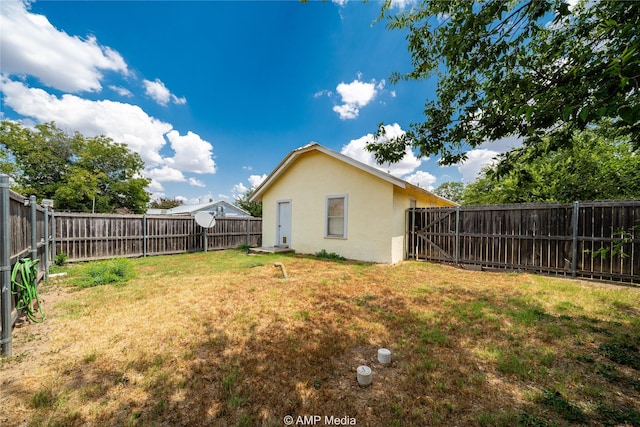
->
xmin=538 ymin=389 xmax=586 ymax=424
xmin=496 ymin=352 xmax=532 ymax=380
xmin=599 ymin=335 xmax=640 ymax=370
xmin=596 ymin=403 xmax=640 ymax=426
xmin=419 ymin=327 xmax=450 ymax=346
xmin=75 ymin=258 xmax=135 ymax=288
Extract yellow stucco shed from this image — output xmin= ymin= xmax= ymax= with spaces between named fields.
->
xmin=249 ymin=142 xmax=457 ymax=264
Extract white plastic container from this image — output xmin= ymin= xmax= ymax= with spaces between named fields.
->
xmin=378 ymin=348 xmax=391 ymax=365
xmin=356 ymin=365 xmax=372 ymax=386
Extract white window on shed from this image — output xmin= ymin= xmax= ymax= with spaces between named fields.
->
xmin=325 ymin=195 xmax=348 ymax=238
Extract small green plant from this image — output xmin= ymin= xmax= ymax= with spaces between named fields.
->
xmin=235 ymin=413 xmax=253 ymax=427
xmin=31 ymin=388 xmax=56 ymax=409
xmin=223 ymin=368 xmax=240 ymax=394
xmin=54 ymin=252 xmax=68 ymax=266
xmin=315 ymin=249 xmax=346 ymax=261
xmin=586 ymin=221 xmax=639 ymax=259
xmin=78 ymin=258 xmax=135 ymax=288
xmin=237 ymin=244 xmax=251 ymax=253
xmin=294 ymin=310 xmax=310 ymax=321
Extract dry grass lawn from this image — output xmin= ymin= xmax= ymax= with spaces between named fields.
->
xmin=1 ymin=250 xmax=639 ymax=427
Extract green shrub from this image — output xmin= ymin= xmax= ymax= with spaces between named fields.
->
xmin=78 ymin=258 xmax=135 ymax=288
xmin=315 ymin=249 xmax=346 ymax=261
xmin=54 ymin=252 xmax=68 ymax=266
xmin=237 ymin=244 xmax=252 ymax=253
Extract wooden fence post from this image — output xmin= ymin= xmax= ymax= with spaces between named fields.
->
xmin=246 ymin=217 xmax=250 ymax=246
xmin=571 ymin=201 xmax=580 ymax=277
xmin=30 ymin=195 xmax=37 ymax=262
xmin=202 ymin=225 xmax=208 ymax=253
xmin=455 ymin=206 xmax=461 ymax=267
xmin=142 ymin=215 xmax=147 ymax=257
xmin=51 ymin=210 xmax=56 ymax=266
xmin=1 ymin=175 xmax=12 ymax=356
xmin=44 ymin=205 xmax=49 ymax=279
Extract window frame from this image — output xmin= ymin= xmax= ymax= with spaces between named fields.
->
xmin=324 ymin=194 xmax=348 ymax=239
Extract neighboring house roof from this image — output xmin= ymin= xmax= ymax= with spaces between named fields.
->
xmin=250 ymin=142 xmax=458 ymax=206
xmin=147 ymin=200 xmax=252 ymax=216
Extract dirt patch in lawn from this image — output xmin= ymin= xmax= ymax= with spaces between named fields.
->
xmin=2 ymin=251 xmax=639 ymax=426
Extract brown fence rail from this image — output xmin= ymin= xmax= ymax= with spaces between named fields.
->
xmin=54 ymin=213 xmax=262 ymax=262
xmin=407 ymin=201 xmax=640 ymax=283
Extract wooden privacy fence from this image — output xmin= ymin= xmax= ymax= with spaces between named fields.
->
xmin=55 ymin=213 xmax=262 ymax=262
xmin=1 ymin=179 xmax=55 ymax=355
xmin=407 ymin=201 xmax=640 ymax=283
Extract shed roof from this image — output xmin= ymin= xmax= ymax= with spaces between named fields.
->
xmin=147 ymin=200 xmax=251 ymax=216
xmin=249 ymin=142 xmax=457 ymax=205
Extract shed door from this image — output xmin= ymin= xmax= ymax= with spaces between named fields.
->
xmin=277 ymin=201 xmax=291 ymax=247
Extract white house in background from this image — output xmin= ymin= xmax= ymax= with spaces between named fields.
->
xmin=147 ymin=200 xmax=252 ymax=217
xmin=249 ymin=142 xmax=457 ymax=264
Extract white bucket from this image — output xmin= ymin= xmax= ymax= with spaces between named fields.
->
xmin=378 ymin=348 xmax=391 ymax=365
xmin=356 ymin=365 xmax=372 ymax=386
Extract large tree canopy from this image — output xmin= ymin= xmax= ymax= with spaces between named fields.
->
xmin=0 ymin=121 xmax=150 ymax=213
xmin=462 ymin=124 xmax=640 ymax=205
xmin=368 ymin=0 xmax=640 ymax=168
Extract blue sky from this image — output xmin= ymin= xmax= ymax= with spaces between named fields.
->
xmin=1 ymin=0 xmax=517 ymax=205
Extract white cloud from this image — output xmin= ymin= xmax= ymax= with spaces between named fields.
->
xmin=143 ymin=78 xmax=186 ymax=106
xmin=232 ymin=183 xmax=248 ymax=195
xmin=231 ymin=174 xmax=267 ymax=198
xmin=145 ymin=166 xmax=186 ymax=183
xmin=149 ymin=191 xmax=165 ymax=201
xmin=165 ymin=130 xmax=216 ymax=174
xmin=477 ymin=135 xmax=523 ymax=153
xmin=457 ymin=149 xmax=499 ymax=183
xmin=341 ymin=123 xmax=424 ymax=176
xmin=1 ymin=77 xmax=217 ymax=177
xmin=332 ymin=77 xmax=382 ymax=120
xmin=390 ymin=0 xmax=418 ymax=9
xmin=109 ymin=85 xmax=133 ymax=97
xmin=333 ymin=104 xmax=359 ymax=120
xmin=0 ymin=0 xmax=128 ymax=93
xmin=147 ymin=180 xmax=164 ymax=192
xmin=0 ymin=76 xmax=170 ymax=166
xmin=404 ymin=170 xmax=437 ymax=190
xmin=248 ymin=174 xmax=267 ymax=188
xmin=188 ymin=177 xmax=205 ymax=187
xmin=453 ymin=136 xmax=521 ymax=184
xmin=331 ymin=0 xmax=415 ymax=8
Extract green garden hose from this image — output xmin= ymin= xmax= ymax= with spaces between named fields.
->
xmin=11 ymin=258 xmax=45 ymax=323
